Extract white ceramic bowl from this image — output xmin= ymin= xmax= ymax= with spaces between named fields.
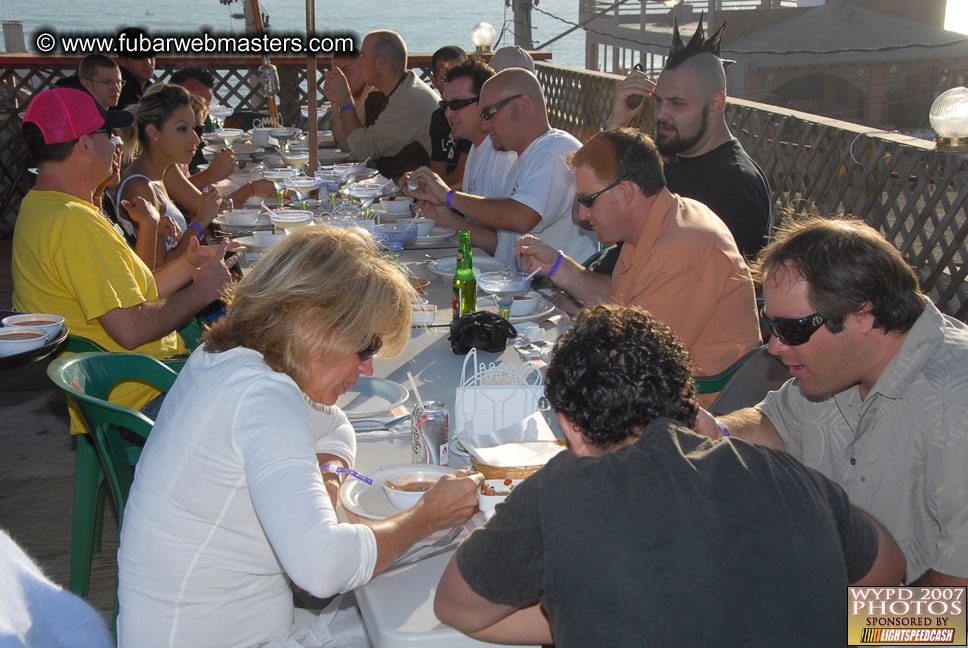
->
xmin=253 ymin=231 xmax=287 ymax=247
xmin=225 ymin=209 xmax=261 ymax=226
xmin=509 ymin=291 xmax=541 ymax=316
xmin=2 ymin=313 xmax=64 ymax=339
xmin=379 ymin=197 xmax=414 ymax=214
xmin=0 ymin=327 xmax=49 ymax=356
xmin=382 ymin=470 xmax=442 ymax=510
xmin=478 ymin=478 xmax=523 ymax=512
xmin=412 ymin=303 xmax=437 ymax=325
xmin=411 ymin=217 xmax=435 ymax=237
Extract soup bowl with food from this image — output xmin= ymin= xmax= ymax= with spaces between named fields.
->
xmin=2 ymin=313 xmax=64 ymax=339
xmin=383 ymin=470 xmax=443 ymax=510
xmin=478 ymin=478 xmax=523 ymax=512
xmin=0 ymin=327 xmax=49 ymax=356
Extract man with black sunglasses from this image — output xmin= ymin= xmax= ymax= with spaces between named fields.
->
xmin=516 ymin=128 xmax=760 ymax=406
xmin=696 ymin=217 xmax=968 ymax=588
xmin=404 ymin=68 xmax=596 ymax=267
xmin=427 ymin=46 xmax=471 ymax=187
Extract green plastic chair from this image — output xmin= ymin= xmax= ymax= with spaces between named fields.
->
xmin=695 ymin=345 xmax=767 ymax=395
xmin=56 ymin=336 xmax=187 ymax=598
xmin=47 ymin=352 xmax=178 ymax=624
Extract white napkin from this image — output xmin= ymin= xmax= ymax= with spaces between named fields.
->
xmin=469 ymin=440 xmax=565 ymax=468
xmin=462 ymin=411 xmax=556 ymax=450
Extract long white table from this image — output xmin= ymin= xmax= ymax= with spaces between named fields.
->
xmin=345 ymin=248 xmax=565 ymax=648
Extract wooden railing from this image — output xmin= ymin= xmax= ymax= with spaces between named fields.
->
xmin=2 ymin=55 xmax=965 ymax=321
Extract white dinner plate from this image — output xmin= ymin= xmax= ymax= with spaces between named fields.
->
xmin=212 ymin=213 xmax=271 ymax=230
xmin=336 ymin=376 xmax=409 ymax=420
xmin=510 ymin=298 xmax=556 ymax=324
xmin=317 ymin=149 xmax=350 ymax=163
xmin=481 ymin=297 xmax=557 ymax=324
xmin=406 ymin=227 xmax=456 ymax=246
xmin=340 ymin=464 xmax=453 ymax=520
xmin=427 ymin=255 xmax=509 ymax=278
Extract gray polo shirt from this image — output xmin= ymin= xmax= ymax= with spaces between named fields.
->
xmin=758 ymin=302 xmax=968 ymax=582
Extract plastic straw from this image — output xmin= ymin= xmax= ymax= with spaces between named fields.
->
xmin=407 ymin=371 xmax=424 ymax=407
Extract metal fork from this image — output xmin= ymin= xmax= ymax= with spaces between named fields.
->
xmin=393 ymin=524 xmax=464 ymax=565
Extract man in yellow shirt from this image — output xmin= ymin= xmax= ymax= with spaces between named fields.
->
xmin=13 ymin=87 xmax=233 ymax=429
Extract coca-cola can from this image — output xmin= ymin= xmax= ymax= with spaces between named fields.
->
xmin=412 ymin=400 xmax=450 ymax=465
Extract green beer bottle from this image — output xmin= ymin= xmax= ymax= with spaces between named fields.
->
xmin=453 ymin=230 xmax=477 ymax=319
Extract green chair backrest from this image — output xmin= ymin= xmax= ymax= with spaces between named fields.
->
xmin=695 ymin=344 xmax=767 ymax=395
xmin=46 ymin=352 xmax=178 ymax=525
xmin=63 ymin=335 xmax=108 ymax=354
xmin=177 ymin=318 xmax=204 ymax=350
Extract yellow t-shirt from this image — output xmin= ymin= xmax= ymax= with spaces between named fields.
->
xmin=12 ymin=190 xmax=185 ymax=433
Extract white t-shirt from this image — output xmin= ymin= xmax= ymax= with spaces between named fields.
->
xmin=118 ymin=345 xmax=377 ymax=648
xmin=0 ymin=530 xmax=113 ymax=648
xmin=493 ymin=129 xmax=598 ymax=269
xmin=462 ymin=135 xmax=516 ymax=199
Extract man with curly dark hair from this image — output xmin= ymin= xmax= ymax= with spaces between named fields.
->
xmin=435 ymin=304 xmax=905 ymax=647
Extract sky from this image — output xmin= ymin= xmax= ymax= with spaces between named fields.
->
xmin=945 ymin=0 xmax=968 ymax=33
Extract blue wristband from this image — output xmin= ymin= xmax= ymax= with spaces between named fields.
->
xmin=546 ymin=251 xmax=564 ymax=277
xmin=716 ymin=420 xmax=730 ymax=438
xmin=446 ymin=189 xmax=456 ymax=209
xmin=188 ymin=221 xmax=205 ymax=237
xmin=339 ymin=103 xmax=355 ymax=113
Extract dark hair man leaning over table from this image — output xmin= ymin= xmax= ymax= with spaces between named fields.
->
xmin=694 ymin=217 xmax=968 ymax=587
xmin=435 ymin=304 xmax=905 ymax=648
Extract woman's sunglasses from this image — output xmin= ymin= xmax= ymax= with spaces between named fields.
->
xmin=357 ymin=337 xmax=383 ymax=362
xmin=760 ymin=308 xmax=828 ymax=346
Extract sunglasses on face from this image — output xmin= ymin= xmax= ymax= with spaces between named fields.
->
xmin=576 ymin=174 xmax=631 ymax=209
xmin=357 ymin=337 xmax=383 ymax=362
xmin=479 ymin=94 xmax=523 ymax=121
xmin=439 ymin=96 xmax=479 ymax=112
xmin=760 ymin=307 xmax=828 ymax=346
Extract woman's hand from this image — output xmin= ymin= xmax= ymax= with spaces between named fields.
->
xmin=159 ymin=215 xmax=181 ymax=243
xmin=120 ymin=195 xmax=161 ymax=229
xmin=195 ymin=186 xmax=222 ymax=227
xmin=414 ymin=467 xmax=484 ymax=530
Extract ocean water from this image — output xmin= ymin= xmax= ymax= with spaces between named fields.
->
xmin=1 ymin=0 xmax=588 ymax=68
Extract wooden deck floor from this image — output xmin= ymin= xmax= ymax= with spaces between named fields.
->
xmin=0 ymin=233 xmax=117 ymax=624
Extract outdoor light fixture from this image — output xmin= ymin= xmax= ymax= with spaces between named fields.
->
xmin=930 ymin=87 xmax=968 ymax=152
xmin=259 ymin=57 xmax=280 ymax=97
xmin=471 ymin=22 xmax=496 ymax=53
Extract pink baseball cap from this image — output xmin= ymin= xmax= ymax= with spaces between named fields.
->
xmin=22 ymin=87 xmax=133 ymax=147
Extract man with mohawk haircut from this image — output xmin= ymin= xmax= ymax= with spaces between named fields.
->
xmin=604 ymin=16 xmax=771 ymax=260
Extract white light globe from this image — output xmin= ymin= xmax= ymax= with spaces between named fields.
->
xmin=929 ymin=87 xmax=968 ymax=150
xmin=471 ymin=22 xmax=497 ymax=52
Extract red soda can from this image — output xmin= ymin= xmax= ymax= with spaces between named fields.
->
xmin=412 ymin=400 xmax=450 ymax=465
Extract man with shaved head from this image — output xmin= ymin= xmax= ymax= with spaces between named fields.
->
xmin=324 ymin=30 xmax=438 ymax=179
xmin=405 ymin=68 xmax=596 ymax=269
xmin=604 ymin=22 xmax=770 ymax=260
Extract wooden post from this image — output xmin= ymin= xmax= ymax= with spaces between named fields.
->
xmin=305 ymin=0 xmax=318 ymax=174
xmin=514 ymin=0 xmax=534 ymax=50
xmin=249 ymin=0 xmax=278 ymax=123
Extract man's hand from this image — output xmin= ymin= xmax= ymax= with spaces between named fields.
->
xmin=323 ymin=69 xmax=352 ymax=106
xmin=206 ymin=148 xmax=237 ymax=182
xmin=191 ymin=239 xmax=234 ymax=300
xmin=403 ymin=167 xmax=450 ymax=206
xmin=607 ymin=70 xmax=657 ymax=130
xmin=516 ymin=235 xmax=558 ymax=274
xmin=693 ymin=407 xmax=726 ymax=440
xmin=414 ymin=467 xmax=484 ymax=530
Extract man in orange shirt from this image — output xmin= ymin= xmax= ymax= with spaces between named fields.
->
xmin=517 ymin=128 xmax=760 ymax=403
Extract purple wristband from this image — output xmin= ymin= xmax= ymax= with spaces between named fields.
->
xmin=546 ymin=251 xmax=564 ymax=277
xmin=716 ymin=420 xmax=730 ymax=438
xmin=446 ymin=189 xmax=456 ymax=209
xmin=188 ymin=221 xmax=205 ymax=237
xmin=338 ymin=103 xmax=355 ymax=113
